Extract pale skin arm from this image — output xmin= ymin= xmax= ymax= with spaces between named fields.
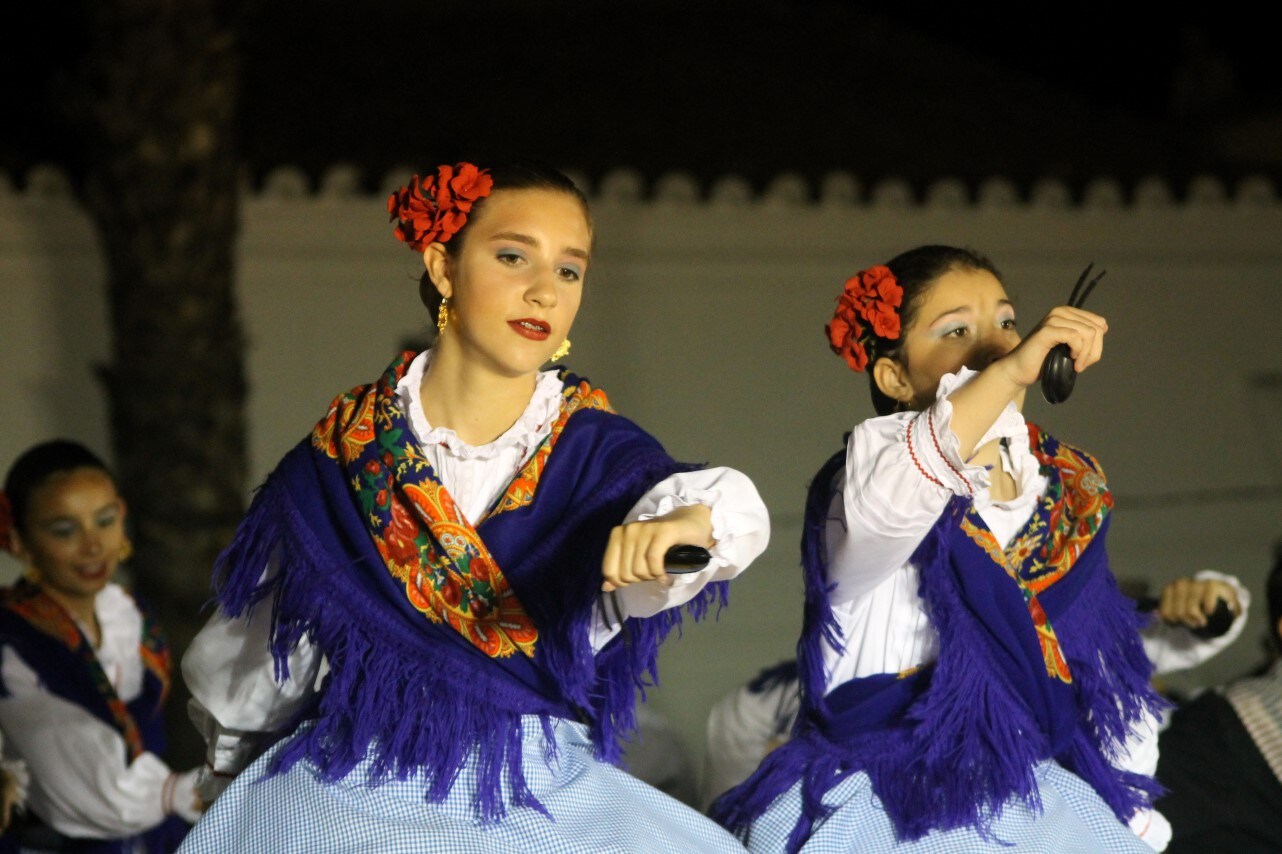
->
xmin=948 ymin=305 xmax=1109 ymax=459
xmin=601 ymin=504 xmax=714 ymax=592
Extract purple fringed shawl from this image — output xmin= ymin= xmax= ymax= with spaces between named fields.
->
xmin=711 ymin=426 xmax=1166 ymax=851
xmin=210 ymin=354 xmax=726 ymax=822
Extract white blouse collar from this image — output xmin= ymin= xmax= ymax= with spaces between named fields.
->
xmin=395 ymin=349 xmax=565 ymax=461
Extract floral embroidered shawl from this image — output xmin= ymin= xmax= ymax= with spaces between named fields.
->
xmin=212 ymin=352 xmax=725 ymax=821
xmin=712 ymin=424 xmax=1165 ymax=850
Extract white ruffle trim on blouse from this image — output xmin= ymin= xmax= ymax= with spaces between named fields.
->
xmin=396 ymin=349 xmax=564 ymax=462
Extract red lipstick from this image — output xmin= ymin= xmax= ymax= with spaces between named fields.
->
xmin=509 ymin=318 xmax=551 ymax=341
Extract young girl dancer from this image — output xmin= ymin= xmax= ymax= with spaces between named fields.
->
xmin=0 ymin=440 xmax=199 ymax=853
xmin=712 ymin=246 xmax=1168 ymax=851
xmin=178 ymin=162 xmax=769 ymax=852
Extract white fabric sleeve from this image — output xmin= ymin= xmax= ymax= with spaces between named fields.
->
xmin=0 ymin=647 xmax=195 ymax=838
xmin=700 ymin=672 xmax=800 ymax=810
xmin=587 ymin=467 xmax=770 ymax=649
xmin=1142 ymin=570 xmax=1251 ymax=676
xmin=181 ymin=579 xmax=326 ymax=799
xmin=829 ymin=372 xmax=1022 ymax=604
xmin=1112 ymin=709 xmax=1171 ymax=850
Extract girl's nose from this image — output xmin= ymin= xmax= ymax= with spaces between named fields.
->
xmin=525 ymin=268 xmax=558 ymax=307
xmin=969 ymin=339 xmax=1012 ymax=371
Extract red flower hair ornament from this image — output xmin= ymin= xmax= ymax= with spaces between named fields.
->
xmin=0 ymin=491 xmax=13 ymax=554
xmin=825 ymin=265 xmax=904 ymax=373
xmin=388 ymin=162 xmax=495 ymax=252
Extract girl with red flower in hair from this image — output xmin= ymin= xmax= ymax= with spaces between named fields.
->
xmin=711 ymin=245 xmax=1180 ymax=852
xmin=178 ymin=161 xmax=769 ymax=853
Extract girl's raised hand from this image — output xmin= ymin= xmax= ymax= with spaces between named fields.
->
xmin=998 ymin=305 xmax=1108 ymax=388
xmin=602 ymin=504 xmax=714 ymax=592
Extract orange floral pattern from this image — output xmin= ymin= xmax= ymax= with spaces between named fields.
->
xmin=953 ymin=425 xmax=1112 ymax=685
xmin=308 ymin=353 xmax=608 ymax=660
xmin=489 ymin=380 xmax=613 ymax=518
xmin=1020 ymin=425 xmax=1114 ymax=594
xmin=961 ymin=516 xmax=1073 ymax=685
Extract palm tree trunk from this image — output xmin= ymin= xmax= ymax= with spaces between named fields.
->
xmin=79 ymin=0 xmax=245 ymax=768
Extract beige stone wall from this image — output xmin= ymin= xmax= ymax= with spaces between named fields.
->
xmin=4 ymin=167 xmax=1282 ymax=792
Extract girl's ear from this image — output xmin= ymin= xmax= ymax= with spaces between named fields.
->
xmin=423 ymin=243 xmax=453 ymax=300
xmin=872 ymin=356 xmax=914 ymax=407
xmin=8 ymin=529 xmax=28 ymax=563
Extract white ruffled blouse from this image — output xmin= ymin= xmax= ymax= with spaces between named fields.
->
xmin=183 ymin=350 xmax=771 ymax=800
xmin=0 ymin=582 xmax=201 ymax=838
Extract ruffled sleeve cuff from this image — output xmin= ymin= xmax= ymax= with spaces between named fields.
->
xmin=627 ymin=468 xmax=769 ymax=583
xmin=910 ymin=368 xmax=1026 ymax=496
xmin=604 ymin=468 xmax=769 ymax=623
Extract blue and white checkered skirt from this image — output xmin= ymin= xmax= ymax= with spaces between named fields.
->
xmin=178 ymin=716 xmax=746 ymax=853
xmin=738 ymin=761 xmax=1152 ymax=853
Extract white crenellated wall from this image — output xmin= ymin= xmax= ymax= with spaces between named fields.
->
xmin=3 ymin=165 xmax=1282 ymax=789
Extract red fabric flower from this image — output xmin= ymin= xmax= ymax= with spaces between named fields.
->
xmin=825 ymin=307 xmax=869 ymax=373
xmin=0 ymin=491 xmax=13 ymax=554
xmin=825 ymin=264 xmax=905 ymax=373
xmin=388 ymin=162 xmax=494 ymax=252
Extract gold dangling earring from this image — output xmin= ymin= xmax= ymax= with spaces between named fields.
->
xmin=550 ymin=338 xmax=571 ymax=362
xmin=118 ymin=537 xmax=133 ymax=563
xmin=436 ymin=297 xmax=450 ymax=335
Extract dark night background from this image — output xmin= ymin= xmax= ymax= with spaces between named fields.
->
xmin=5 ymin=1 xmax=1280 ymax=199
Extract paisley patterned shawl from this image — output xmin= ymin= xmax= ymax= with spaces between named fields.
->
xmin=712 ymin=422 xmax=1163 ymax=850
xmin=0 ymin=579 xmax=171 ymax=761
xmin=308 ymin=351 xmax=612 ymax=659
xmin=211 ymin=351 xmax=720 ymax=822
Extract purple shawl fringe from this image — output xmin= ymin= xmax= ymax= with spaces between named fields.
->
xmin=712 ymin=438 xmax=1166 ymax=851
xmin=213 ymin=428 xmax=727 ymax=823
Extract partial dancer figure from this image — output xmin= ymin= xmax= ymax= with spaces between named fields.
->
xmin=179 ymin=161 xmax=770 ymax=853
xmin=0 ymin=440 xmax=200 ymax=853
xmin=711 ymin=247 xmax=1169 ymax=851
xmin=1156 ymin=541 xmax=1282 ymax=852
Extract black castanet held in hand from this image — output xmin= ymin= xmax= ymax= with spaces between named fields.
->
xmin=1133 ymin=594 xmax=1236 ymax=640
xmin=1040 ymin=263 xmax=1107 ymax=405
xmin=599 ymin=545 xmax=712 ymax=631
xmin=663 ymin=544 xmax=712 ymax=573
